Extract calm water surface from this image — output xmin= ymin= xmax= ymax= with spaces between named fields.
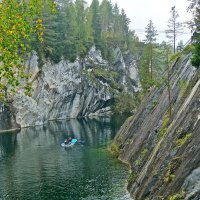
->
xmin=0 ymin=116 xmax=131 ymax=200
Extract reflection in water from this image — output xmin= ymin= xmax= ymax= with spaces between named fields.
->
xmin=0 ymin=133 xmax=17 ymax=161
xmin=0 ymin=115 xmax=131 ymax=200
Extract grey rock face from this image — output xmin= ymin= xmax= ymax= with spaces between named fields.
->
xmin=114 ymin=52 xmax=200 ymax=199
xmin=183 ymin=167 xmax=200 ymax=200
xmin=13 ymin=46 xmax=140 ymax=127
xmin=0 ymin=103 xmax=19 ymax=131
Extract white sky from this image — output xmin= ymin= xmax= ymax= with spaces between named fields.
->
xmin=86 ymin=0 xmax=193 ymax=44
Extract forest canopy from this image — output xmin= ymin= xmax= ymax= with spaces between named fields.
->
xmin=0 ymin=0 xmax=139 ymax=100
xmin=32 ymin=0 xmax=139 ymax=63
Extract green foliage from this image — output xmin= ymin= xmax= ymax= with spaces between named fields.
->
xmin=139 ymin=20 xmax=158 ymax=90
xmin=157 ymin=111 xmax=171 ymax=140
xmin=128 ymin=172 xmax=138 ymax=184
xmin=170 ymin=52 xmax=181 ymax=62
xmin=178 ymin=80 xmax=188 ymax=98
xmin=139 ymin=45 xmax=152 ymax=91
xmin=139 ymin=41 xmax=171 ymax=93
xmin=113 ymin=92 xmax=140 ymax=114
xmin=163 ymin=157 xmax=181 ymax=183
xmin=28 ymin=0 xmax=140 ymax=65
xmin=191 ymin=43 xmax=200 ymax=68
xmin=0 ymin=0 xmax=55 ymax=100
xmin=190 ymin=2 xmax=200 ymax=68
xmin=108 ymin=143 xmax=120 ymax=158
xmin=165 ymin=6 xmax=183 ymax=53
xmin=145 ymin=20 xmax=158 ymax=44
xmin=169 ymin=191 xmax=185 ymax=200
xmin=135 ymin=148 xmax=148 ymax=166
xmin=175 ymin=133 xmax=192 ymax=148
xmin=82 ymin=68 xmax=121 ymax=92
xmin=24 ymin=82 xmax=33 ymax=97
xmin=90 ymin=0 xmax=102 ymax=49
xmin=182 ymin=44 xmax=193 ymax=54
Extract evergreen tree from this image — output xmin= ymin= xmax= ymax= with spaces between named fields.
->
xmin=112 ymin=3 xmax=121 ymax=45
xmin=121 ymin=8 xmax=130 ymax=44
xmin=139 ymin=45 xmax=152 ymax=92
xmin=90 ymin=0 xmax=102 ymax=49
xmin=126 ymin=31 xmax=141 ymax=57
xmin=187 ymin=0 xmax=200 ymax=16
xmin=85 ymin=7 xmax=94 ymax=49
xmin=27 ymin=0 xmax=140 ymax=66
xmin=144 ymin=20 xmax=158 ymax=79
xmin=115 ymin=8 xmax=130 ymax=48
xmin=165 ymin=6 xmax=183 ymax=53
xmin=187 ymin=0 xmax=199 ymax=29
xmin=191 ymin=1 xmax=200 ymax=68
xmin=60 ymin=0 xmax=79 ymax=61
xmin=74 ymin=0 xmax=88 ymax=59
xmin=100 ymin=0 xmax=114 ymax=60
xmin=159 ymin=42 xmax=173 ymax=116
xmin=39 ymin=4 xmax=61 ymax=63
xmin=100 ymin=0 xmax=113 ymax=32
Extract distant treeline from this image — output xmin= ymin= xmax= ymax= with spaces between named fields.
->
xmin=32 ymin=0 xmax=139 ymax=63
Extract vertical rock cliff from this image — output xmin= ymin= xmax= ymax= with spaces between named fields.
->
xmin=0 ymin=103 xmax=19 ymax=132
xmin=114 ymin=51 xmax=200 ymax=199
xmin=11 ymin=46 xmax=140 ymax=128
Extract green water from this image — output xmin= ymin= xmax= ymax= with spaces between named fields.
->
xmin=0 ymin=116 xmax=131 ymax=200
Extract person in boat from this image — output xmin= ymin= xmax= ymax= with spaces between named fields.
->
xmin=68 ymin=137 xmax=72 ymax=144
xmin=64 ymin=138 xmax=68 ymax=145
xmin=64 ymin=137 xmax=72 ymax=145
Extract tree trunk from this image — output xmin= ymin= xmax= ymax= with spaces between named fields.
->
xmin=167 ymin=51 xmax=172 ymax=117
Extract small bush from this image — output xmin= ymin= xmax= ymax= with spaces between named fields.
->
xmin=163 ymin=157 xmax=181 ymax=183
xmin=113 ymin=92 xmax=140 ymax=114
xmin=109 ymin=143 xmax=120 ymax=158
xmin=157 ymin=111 xmax=170 ymax=140
xmin=169 ymin=191 xmax=185 ymax=200
xmin=191 ymin=43 xmax=200 ymax=68
xmin=128 ymin=172 xmax=138 ymax=184
xmin=135 ymin=148 xmax=148 ymax=167
xmin=175 ymin=133 xmax=192 ymax=148
xmin=178 ymin=80 xmax=188 ymax=98
xmin=170 ymin=52 xmax=181 ymax=62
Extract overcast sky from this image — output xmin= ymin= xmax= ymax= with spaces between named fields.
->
xmin=86 ymin=0 xmax=193 ymax=44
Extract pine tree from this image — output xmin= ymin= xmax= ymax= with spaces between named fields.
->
xmin=121 ymin=9 xmax=130 ymax=41
xmin=191 ymin=1 xmax=200 ymax=68
xmin=100 ymin=0 xmax=114 ymax=60
xmin=165 ymin=6 xmax=183 ymax=53
xmin=90 ymin=0 xmax=102 ymax=49
xmin=139 ymin=45 xmax=152 ymax=91
xmin=118 ymin=9 xmax=130 ymax=48
xmin=160 ymin=42 xmax=173 ymax=117
xmin=112 ymin=3 xmax=121 ymax=45
xmin=85 ymin=7 xmax=94 ymax=49
xmin=60 ymin=0 xmax=79 ymax=61
xmin=100 ymin=0 xmax=113 ymax=32
xmin=187 ymin=0 xmax=199 ymax=29
xmin=38 ymin=4 xmax=61 ymax=63
xmin=145 ymin=20 xmax=158 ymax=79
xmin=187 ymin=0 xmax=200 ymax=16
xmin=74 ymin=0 xmax=87 ymax=59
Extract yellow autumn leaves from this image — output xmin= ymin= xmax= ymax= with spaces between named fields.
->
xmin=0 ymin=0 xmax=55 ymax=100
